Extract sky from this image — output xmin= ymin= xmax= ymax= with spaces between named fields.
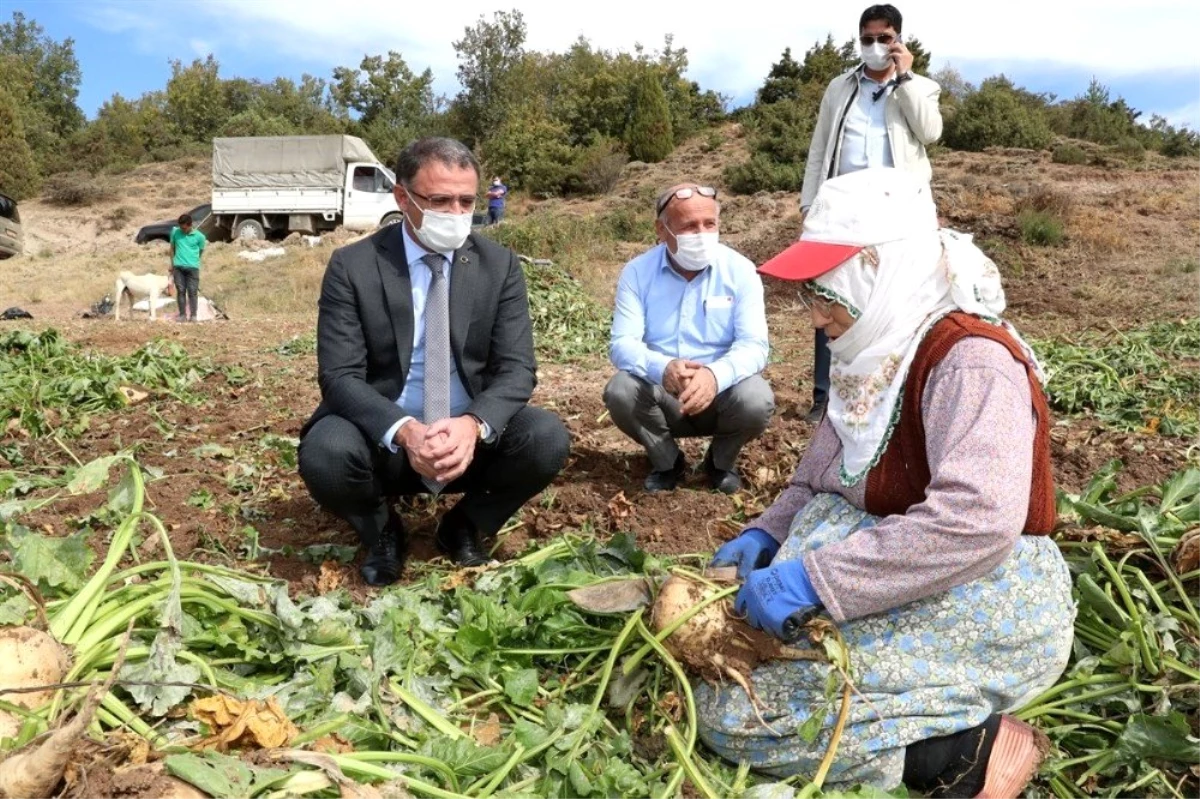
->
xmin=10 ymin=0 xmax=1200 ymax=130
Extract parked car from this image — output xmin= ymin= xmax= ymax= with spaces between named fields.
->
xmin=134 ymin=203 xmax=212 ymax=244
xmin=0 ymin=192 xmax=22 ymax=259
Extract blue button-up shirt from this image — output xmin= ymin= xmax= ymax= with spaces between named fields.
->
xmin=610 ymin=242 xmax=768 ymax=393
xmin=838 ymin=72 xmax=896 ymax=176
xmin=380 ymin=225 xmax=477 ymax=451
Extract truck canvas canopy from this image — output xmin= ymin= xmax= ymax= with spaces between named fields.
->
xmin=212 ymin=135 xmax=382 ymax=190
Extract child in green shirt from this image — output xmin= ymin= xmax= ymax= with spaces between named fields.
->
xmin=169 ymin=213 xmax=206 ymax=321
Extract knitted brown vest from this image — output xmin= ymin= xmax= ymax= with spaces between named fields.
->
xmin=863 ymin=312 xmax=1056 ymax=534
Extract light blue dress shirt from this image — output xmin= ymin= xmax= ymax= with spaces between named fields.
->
xmin=837 ymin=72 xmax=896 ymax=176
xmin=379 ymin=225 xmax=478 ymax=452
xmin=610 ymin=242 xmax=768 ymax=393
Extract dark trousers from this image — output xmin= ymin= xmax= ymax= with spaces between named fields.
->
xmin=487 ymin=207 xmax=504 ymax=225
xmin=298 ymin=406 xmax=570 ymax=545
xmin=812 ymin=328 xmax=831 ymax=405
xmin=173 ymin=267 xmax=199 ymax=320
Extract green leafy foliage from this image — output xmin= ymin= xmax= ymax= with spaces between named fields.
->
xmin=2 ymin=525 xmax=94 ymax=592
xmin=0 ymin=328 xmax=217 ymax=438
xmin=625 ymin=69 xmax=675 ymax=163
xmin=1032 ymin=318 xmax=1200 ymax=437
xmin=165 ymin=752 xmax=293 ymax=799
xmin=0 ymin=86 xmax=39 ymax=200
xmin=1017 ymin=208 xmax=1065 ymax=245
xmin=1051 ymin=142 xmax=1088 ymax=165
xmin=943 ymin=76 xmax=1054 ymax=151
xmin=1035 ymin=463 xmax=1200 ymax=796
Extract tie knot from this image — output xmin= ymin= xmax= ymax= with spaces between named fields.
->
xmin=421 ymin=253 xmax=446 ymax=277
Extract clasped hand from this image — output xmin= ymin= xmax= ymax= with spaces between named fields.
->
xmin=396 ymin=416 xmax=477 ymax=484
xmin=663 ymin=359 xmax=717 ymax=416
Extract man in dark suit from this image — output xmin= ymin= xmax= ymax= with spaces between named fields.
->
xmin=299 ymin=137 xmax=570 ymax=585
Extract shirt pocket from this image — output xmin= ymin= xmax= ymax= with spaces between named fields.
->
xmin=701 ymin=298 xmax=735 ymax=345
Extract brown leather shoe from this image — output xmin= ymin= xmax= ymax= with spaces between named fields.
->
xmin=975 ymin=716 xmax=1049 ymax=799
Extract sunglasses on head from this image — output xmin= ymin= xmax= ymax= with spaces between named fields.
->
xmin=656 ymin=185 xmax=717 ymax=216
xmin=859 ymin=33 xmax=897 ymax=46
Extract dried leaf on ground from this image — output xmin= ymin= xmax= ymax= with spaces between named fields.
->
xmin=190 ymin=695 xmax=298 ymax=750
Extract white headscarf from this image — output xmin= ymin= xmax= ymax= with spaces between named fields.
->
xmin=815 ymin=228 xmax=1042 ymax=485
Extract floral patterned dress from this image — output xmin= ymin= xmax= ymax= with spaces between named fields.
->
xmin=695 ymin=493 xmax=1075 ymax=788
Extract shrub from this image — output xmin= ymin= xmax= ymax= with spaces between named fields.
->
xmin=42 ymin=172 xmax=116 ymax=207
xmin=1051 ymin=143 xmax=1088 ymax=165
xmin=625 ymin=70 xmax=674 ymax=163
xmin=724 ymin=154 xmax=804 ymax=194
xmin=100 ymin=205 xmax=135 ymax=232
xmin=943 ymin=79 xmax=1054 ymax=151
xmin=566 ymin=137 xmax=628 ymax=195
xmin=700 ymin=130 xmax=725 ymax=153
xmin=1114 ymin=136 xmax=1145 ymax=161
xmin=601 ymin=204 xmax=655 ymax=243
xmin=1017 ymin=208 xmax=1065 ymax=246
xmin=0 ymin=87 xmax=41 ymax=200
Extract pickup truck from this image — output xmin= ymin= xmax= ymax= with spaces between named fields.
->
xmin=211 ymin=135 xmax=403 ymax=241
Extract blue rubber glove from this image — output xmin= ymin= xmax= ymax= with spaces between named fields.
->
xmin=710 ymin=528 xmax=781 ymax=580
xmin=735 ymin=559 xmax=822 ymax=640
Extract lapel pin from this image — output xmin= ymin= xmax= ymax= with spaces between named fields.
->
xmin=459 ymin=255 xmax=469 ymax=264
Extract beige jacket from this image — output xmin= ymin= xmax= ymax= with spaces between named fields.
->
xmin=800 ymin=66 xmax=943 ymax=210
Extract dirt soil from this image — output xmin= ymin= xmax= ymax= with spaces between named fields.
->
xmin=1 ymin=126 xmax=1197 ymax=597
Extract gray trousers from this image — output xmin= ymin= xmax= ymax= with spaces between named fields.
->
xmin=603 ymin=371 xmax=774 ymax=472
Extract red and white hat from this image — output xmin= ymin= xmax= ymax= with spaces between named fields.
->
xmin=759 ymin=169 xmax=938 ymax=281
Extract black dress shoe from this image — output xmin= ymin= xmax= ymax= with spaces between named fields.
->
xmin=702 ymin=450 xmax=742 ymax=494
xmin=360 ymin=513 xmax=406 ymax=586
xmin=436 ymin=509 xmax=488 ymax=567
xmin=644 ymin=452 xmax=686 ymax=493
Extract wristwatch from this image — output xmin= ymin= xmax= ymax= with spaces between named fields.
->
xmin=896 ymin=71 xmax=914 ymax=85
xmin=467 ymin=414 xmax=487 ymax=441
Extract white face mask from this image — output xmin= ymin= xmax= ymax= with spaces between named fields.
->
xmin=861 ymin=42 xmax=892 ymax=71
xmin=666 ymin=229 xmax=719 ymax=272
xmin=405 ymin=188 xmax=473 ymax=252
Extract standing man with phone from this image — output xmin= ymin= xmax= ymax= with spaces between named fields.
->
xmin=797 ymin=4 xmax=943 ymax=422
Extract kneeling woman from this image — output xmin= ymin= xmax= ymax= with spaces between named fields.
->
xmin=704 ymin=169 xmax=1074 ymax=798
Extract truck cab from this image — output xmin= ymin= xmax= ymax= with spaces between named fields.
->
xmin=346 ymin=163 xmax=401 ymax=231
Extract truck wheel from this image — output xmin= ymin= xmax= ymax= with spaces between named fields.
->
xmin=235 ymin=219 xmax=265 ymax=241
xmin=380 ymin=212 xmax=403 ymax=227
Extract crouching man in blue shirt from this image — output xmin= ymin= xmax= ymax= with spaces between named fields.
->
xmin=604 ymin=183 xmax=774 ymax=495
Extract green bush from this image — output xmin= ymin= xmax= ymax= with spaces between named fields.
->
xmin=42 ymin=172 xmax=115 ymax=207
xmin=1159 ymin=126 xmax=1200 ymax=158
xmin=566 ymin=137 xmax=628 ymax=195
xmin=601 ymin=204 xmax=655 ymax=243
xmin=1017 ymin=208 xmax=1065 ymax=246
xmin=1051 ymin=143 xmax=1088 ymax=165
xmin=700 ymin=130 xmax=725 ymax=153
xmin=0 ymin=87 xmax=40 ymax=200
xmin=943 ymin=78 xmax=1053 ymax=151
xmin=1114 ymin=136 xmax=1145 ymax=161
xmin=624 ymin=70 xmax=674 ymax=163
xmin=724 ymin=154 xmax=804 ymax=194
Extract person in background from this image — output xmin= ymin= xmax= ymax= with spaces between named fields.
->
xmin=604 ymin=182 xmax=773 ymax=494
xmin=799 ymin=3 xmax=943 ymax=422
xmin=169 ymin=213 xmax=206 ymax=322
xmin=486 ymin=177 xmax=508 ymax=225
xmin=705 ymin=168 xmax=1072 ymax=798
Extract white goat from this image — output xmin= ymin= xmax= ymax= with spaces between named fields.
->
xmin=114 ymin=271 xmax=171 ymax=320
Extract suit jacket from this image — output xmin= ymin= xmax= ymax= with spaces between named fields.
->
xmin=301 ymin=224 xmax=537 ymax=445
